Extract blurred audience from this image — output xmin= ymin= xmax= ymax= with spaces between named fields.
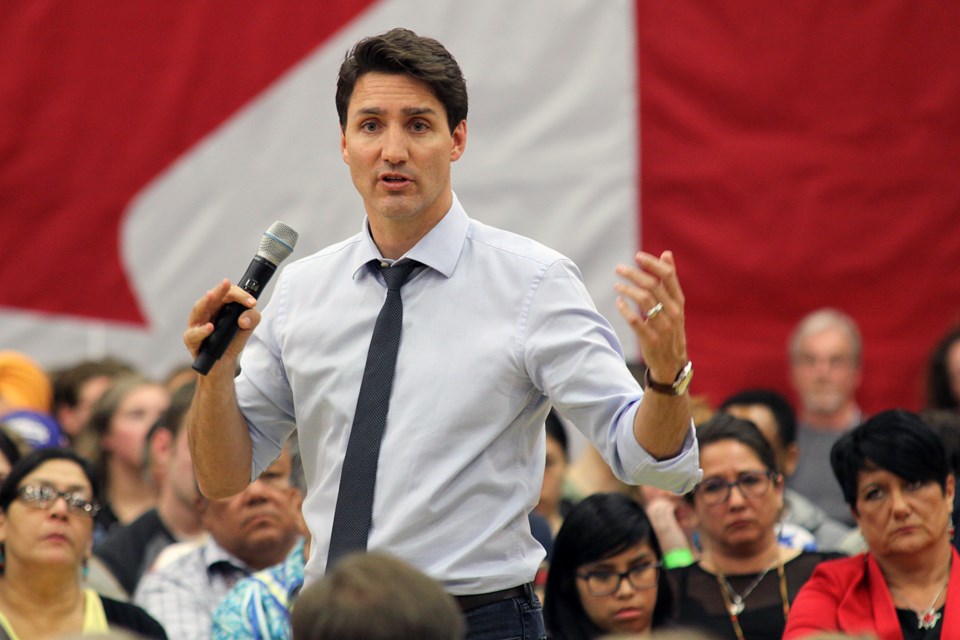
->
xmin=668 ymin=414 xmax=840 ymax=639
xmin=630 ymin=483 xmax=698 ymax=570
xmin=162 ymin=363 xmax=197 ymax=395
xmin=788 ymin=308 xmax=864 ymax=526
xmin=85 ymin=374 xmax=170 ymax=542
xmin=785 ymin=410 xmax=959 ymax=638
xmin=134 ymin=445 xmax=302 ymax=639
xmin=925 ymin=324 xmax=960 ymax=412
xmin=50 ymin=358 xmax=135 ymax=444
xmin=536 ymin=409 xmax=575 ymax=538
xmin=0 ymin=350 xmax=53 ymax=415
xmin=290 ymin=551 xmax=465 ymax=640
xmin=0 ymin=426 xmax=26 ymax=485
xmin=0 ymin=448 xmax=165 ymax=638
xmin=544 ymin=493 xmax=673 ymax=639
xmin=720 ymin=388 xmax=853 ymax=551
xmin=91 ymin=382 xmax=203 ymax=599
xmin=0 ymin=350 xmax=65 ymax=450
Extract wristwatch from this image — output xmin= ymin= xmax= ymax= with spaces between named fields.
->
xmin=644 ymin=361 xmax=693 ymax=396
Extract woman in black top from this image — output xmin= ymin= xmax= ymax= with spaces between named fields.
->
xmin=667 ymin=414 xmax=841 ymax=640
xmin=544 ymin=492 xmax=672 ymax=639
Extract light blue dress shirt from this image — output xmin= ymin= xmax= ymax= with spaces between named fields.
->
xmin=235 ymin=193 xmax=700 ymax=595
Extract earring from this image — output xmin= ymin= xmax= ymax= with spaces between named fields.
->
xmin=948 ymin=521 xmax=956 ymax=541
xmin=82 ymin=557 xmax=90 ymax=580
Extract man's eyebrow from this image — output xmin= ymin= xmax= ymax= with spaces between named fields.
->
xmin=353 ymin=106 xmax=438 ymax=117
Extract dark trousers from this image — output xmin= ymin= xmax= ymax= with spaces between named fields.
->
xmin=463 ymin=592 xmax=546 ymax=640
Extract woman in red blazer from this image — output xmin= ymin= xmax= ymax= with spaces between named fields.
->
xmin=784 ymin=409 xmax=958 ymax=639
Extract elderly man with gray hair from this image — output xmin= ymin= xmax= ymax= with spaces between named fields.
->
xmin=787 ymin=308 xmax=864 ymax=526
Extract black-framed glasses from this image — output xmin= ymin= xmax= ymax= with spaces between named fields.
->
xmin=16 ymin=484 xmax=101 ymax=517
xmin=695 ymin=470 xmax=777 ymax=506
xmin=576 ymin=562 xmax=662 ymax=597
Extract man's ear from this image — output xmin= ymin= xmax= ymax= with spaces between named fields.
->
xmin=450 ymin=120 xmax=467 ymax=162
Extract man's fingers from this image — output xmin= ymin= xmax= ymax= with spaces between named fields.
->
xmin=184 ymin=279 xmax=260 ymax=360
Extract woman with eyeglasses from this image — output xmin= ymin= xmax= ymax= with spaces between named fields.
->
xmin=668 ymin=414 xmax=841 ymax=640
xmin=0 ymin=447 xmax=166 ymax=638
xmin=784 ymin=410 xmax=960 ymax=638
xmin=544 ymin=492 xmax=672 ymax=639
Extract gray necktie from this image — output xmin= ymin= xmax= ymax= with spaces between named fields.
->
xmin=326 ymin=259 xmax=419 ymax=569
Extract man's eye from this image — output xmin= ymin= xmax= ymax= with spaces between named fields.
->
xmin=410 ymin=121 xmax=428 ymax=132
xmin=361 ymin=121 xmax=378 ymax=132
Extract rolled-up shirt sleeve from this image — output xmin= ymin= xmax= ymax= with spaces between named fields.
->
xmin=523 ymin=258 xmax=701 ymax=494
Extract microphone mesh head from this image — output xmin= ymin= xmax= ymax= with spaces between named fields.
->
xmin=258 ymin=221 xmax=299 ymax=266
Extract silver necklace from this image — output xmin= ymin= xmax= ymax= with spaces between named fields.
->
xmin=898 ymin=578 xmax=949 ymax=630
xmin=719 ymin=563 xmax=775 ymax=616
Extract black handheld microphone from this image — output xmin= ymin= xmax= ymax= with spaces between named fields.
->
xmin=192 ymin=221 xmax=299 ymax=375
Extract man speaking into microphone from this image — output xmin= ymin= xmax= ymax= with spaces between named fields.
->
xmin=183 ymin=28 xmax=699 ymax=640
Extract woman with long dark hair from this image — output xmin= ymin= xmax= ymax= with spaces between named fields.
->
xmin=544 ymin=492 xmax=672 ymax=639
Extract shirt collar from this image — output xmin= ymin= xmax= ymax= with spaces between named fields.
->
xmin=351 ymin=191 xmax=468 ymax=280
xmin=203 ymin=535 xmax=255 ymax=574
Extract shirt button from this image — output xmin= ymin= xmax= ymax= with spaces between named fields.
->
xmin=380 ymin=261 xmax=389 ymax=268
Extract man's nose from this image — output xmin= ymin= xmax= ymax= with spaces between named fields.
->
xmin=381 ymin=126 xmax=409 ymax=164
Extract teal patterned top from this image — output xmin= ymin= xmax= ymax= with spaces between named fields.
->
xmin=210 ymin=538 xmax=305 ymax=640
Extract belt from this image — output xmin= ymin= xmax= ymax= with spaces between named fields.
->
xmin=454 ymin=583 xmax=534 ymax=612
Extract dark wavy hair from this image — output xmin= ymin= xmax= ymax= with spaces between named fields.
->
xmin=0 ymin=447 xmax=99 ymax=514
xmin=831 ymin=409 xmax=950 ymax=514
xmin=720 ymin=388 xmax=798 ymax=447
xmin=544 ymin=493 xmax=672 ymax=639
xmin=926 ymin=325 xmax=960 ymax=410
xmin=335 ymin=27 xmax=468 ymax=134
xmin=685 ymin=413 xmax=779 ymax=506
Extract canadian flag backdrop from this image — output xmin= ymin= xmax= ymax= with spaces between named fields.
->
xmin=1 ymin=0 xmax=959 ymax=415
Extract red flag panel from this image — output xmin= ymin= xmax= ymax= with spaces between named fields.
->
xmin=637 ymin=0 xmax=960 ymax=412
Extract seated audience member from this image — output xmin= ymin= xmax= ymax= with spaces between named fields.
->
xmin=134 ymin=446 xmax=302 ymax=640
xmin=535 ymin=409 xmax=575 ymax=537
xmin=0 ymin=448 xmax=166 ymax=638
xmin=92 ymin=382 xmax=203 ymax=599
xmin=0 ymin=350 xmax=65 ymax=450
xmin=787 ymin=308 xmax=864 ymax=527
xmin=544 ymin=493 xmax=672 ymax=639
xmin=85 ymin=374 xmax=170 ymax=542
xmin=630 ymin=483 xmax=699 ymax=569
xmin=669 ymin=414 xmax=841 ymax=640
xmin=210 ymin=437 xmax=308 ymax=640
xmin=50 ymin=357 xmax=135 ymax=444
xmin=721 ymin=389 xmax=854 ymax=551
xmin=0 ymin=350 xmax=52 ymax=416
xmin=925 ymin=324 xmax=960 ymax=411
xmin=290 ymin=551 xmax=465 ymax=640
xmin=784 ymin=410 xmax=960 ymax=638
